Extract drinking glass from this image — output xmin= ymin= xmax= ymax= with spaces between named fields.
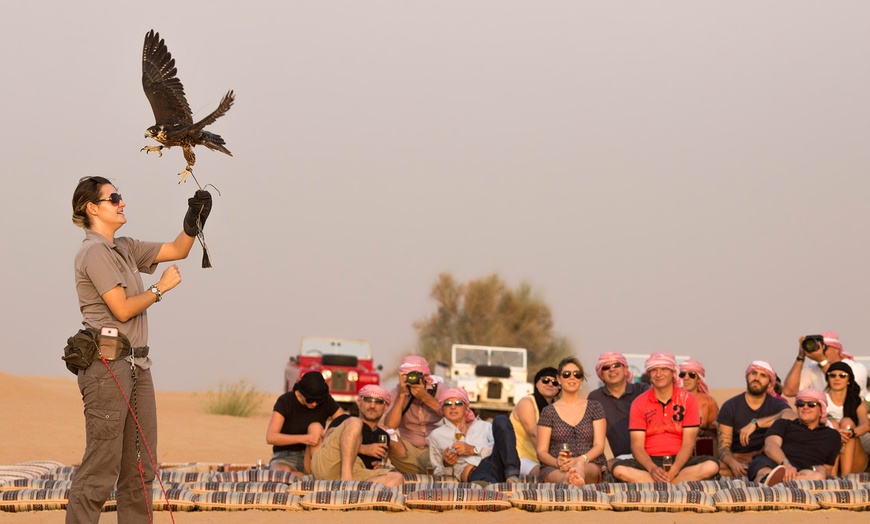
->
xmin=662 ymin=456 xmax=673 ymax=472
xmin=377 ymin=434 xmax=389 ymax=468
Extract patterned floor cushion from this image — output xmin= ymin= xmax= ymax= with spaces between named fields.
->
xmin=586 ymin=482 xmax=678 ymax=494
xmin=404 ymin=488 xmax=511 ymax=511
xmin=393 ymin=481 xmax=482 ymax=495
xmin=287 ymin=480 xmax=391 ymax=496
xmin=486 ymin=482 xmax=560 ymax=495
xmin=780 ymin=478 xmax=863 ymax=493
xmin=158 ymin=471 xmax=215 ymax=484
xmin=212 ymin=469 xmax=301 ymax=484
xmin=402 ymin=474 xmax=457 ymax=484
xmin=815 ymin=489 xmax=870 ymax=511
xmin=43 ymin=466 xmax=78 ymax=478
xmin=509 ymin=488 xmax=612 ymax=512
xmin=713 ymin=487 xmax=819 ymax=511
xmin=609 ymin=490 xmax=716 ymax=513
xmin=0 ymin=479 xmax=73 ymax=492
xmin=299 ymin=490 xmax=407 ymax=511
xmin=186 ymin=481 xmax=289 ymax=494
xmin=842 ymin=473 xmax=870 ymax=484
xmin=151 ymin=488 xmax=199 ymax=511
xmin=0 ymin=489 xmax=70 ymax=512
xmin=195 ymin=491 xmax=302 ymax=511
xmin=675 ymin=479 xmax=753 ymax=494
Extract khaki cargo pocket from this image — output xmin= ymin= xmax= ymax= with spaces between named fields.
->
xmin=86 ymin=408 xmax=121 ymax=440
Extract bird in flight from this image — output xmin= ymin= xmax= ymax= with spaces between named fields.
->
xmin=141 ymin=29 xmax=234 ymax=185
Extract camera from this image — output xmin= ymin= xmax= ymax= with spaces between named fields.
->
xmin=801 ymin=335 xmax=825 ymax=353
xmin=405 ymin=371 xmax=424 ymax=385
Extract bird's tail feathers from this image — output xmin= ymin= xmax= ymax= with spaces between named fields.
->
xmin=201 ymin=131 xmax=233 ymax=156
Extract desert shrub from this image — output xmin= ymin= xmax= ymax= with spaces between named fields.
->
xmin=205 ymin=380 xmax=262 ymax=417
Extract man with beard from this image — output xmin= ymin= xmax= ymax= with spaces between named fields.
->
xmin=311 ymin=385 xmax=406 ymax=487
xmin=716 ymin=361 xmax=794 ymax=477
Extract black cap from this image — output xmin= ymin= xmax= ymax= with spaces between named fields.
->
xmin=294 ymin=372 xmax=330 ymax=403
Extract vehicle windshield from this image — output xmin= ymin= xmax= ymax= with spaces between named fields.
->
xmin=301 ymin=340 xmax=372 ymax=358
xmin=455 ymin=347 xmax=525 ymax=368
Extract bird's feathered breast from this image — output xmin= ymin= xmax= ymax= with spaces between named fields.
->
xmin=142 ymin=30 xmax=193 ymax=126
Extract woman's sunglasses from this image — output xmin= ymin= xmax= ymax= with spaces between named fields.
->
xmin=539 ymin=377 xmax=558 ymax=385
xmin=361 ymin=396 xmax=386 ymax=405
xmin=600 ymin=362 xmax=623 ymax=372
xmin=302 ymin=396 xmax=321 ymax=406
xmin=826 ymin=372 xmax=849 ymax=380
xmin=443 ymin=400 xmax=466 ymax=407
xmin=679 ymin=372 xmax=698 ymax=379
xmin=795 ymin=400 xmax=820 ymax=408
xmin=95 ymin=193 xmax=123 ymax=206
xmin=560 ymin=370 xmax=583 ymax=379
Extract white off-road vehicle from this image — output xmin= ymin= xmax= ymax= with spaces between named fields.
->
xmin=447 ymin=344 xmax=534 ymax=416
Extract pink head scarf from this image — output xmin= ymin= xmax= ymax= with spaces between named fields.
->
xmin=645 ymin=352 xmax=682 ymax=388
xmin=438 ymin=387 xmax=475 ymax=422
xmin=822 ymin=331 xmax=854 ymax=360
xmin=356 ymin=385 xmax=392 ymax=407
xmin=679 ymin=359 xmax=709 ymax=395
xmin=398 ymin=355 xmax=436 ymax=388
xmin=596 ymin=352 xmax=634 ymax=383
xmin=796 ymin=388 xmax=828 ymax=424
xmin=744 ymin=361 xmax=777 ymax=396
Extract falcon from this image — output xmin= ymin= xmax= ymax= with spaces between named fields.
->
xmin=141 ymin=29 xmax=234 ymax=185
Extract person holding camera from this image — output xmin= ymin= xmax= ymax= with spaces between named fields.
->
xmin=383 ymin=355 xmax=444 ymax=474
xmin=68 ymin=177 xmax=209 ymax=523
xmin=783 ymin=332 xmax=868 ymax=399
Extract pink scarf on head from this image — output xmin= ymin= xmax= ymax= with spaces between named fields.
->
xmin=595 ymin=352 xmax=634 ymax=383
xmin=356 ymin=385 xmax=392 ymax=407
xmin=398 ymin=355 xmax=436 ymax=388
xmin=438 ymin=387 xmax=476 ymax=422
xmin=679 ymin=359 xmax=709 ymax=395
xmin=744 ymin=360 xmax=777 ymax=396
xmin=796 ymin=388 xmax=828 ymax=424
xmin=645 ymin=352 xmax=682 ymax=388
xmin=822 ymin=331 xmax=854 ymax=360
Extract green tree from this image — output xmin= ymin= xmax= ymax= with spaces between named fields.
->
xmin=414 ymin=273 xmax=575 ymax=379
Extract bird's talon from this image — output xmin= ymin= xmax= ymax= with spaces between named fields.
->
xmin=140 ymin=145 xmax=164 ymax=157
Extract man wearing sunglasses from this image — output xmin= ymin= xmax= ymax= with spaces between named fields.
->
xmin=716 ymin=361 xmax=794 ymax=477
xmin=783 ymin=331 xmax=868 ymax=400
xmin=428 ymin=388 xmax=520 ymax=485
xmin=612 ymin=352 xmax=719 ymax=483
xmin=311 ymin=385 xmax=405 ymax=487
xmin=747 ymin=389 xmax=841 ymax=486
xmin=587 ymin=353 xmax=650 ymax=464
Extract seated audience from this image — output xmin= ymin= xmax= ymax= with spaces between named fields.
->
xmin=266 ymin=372 xmax=342 ymax=473
xmin=784 ymin=331 xmax=868 ymax=399
xmin=536 ymin=357 xmax=607 ymax=487
xmin=383 ymin=356 xmax=444 ymax=474
xmin=311 ymin=385 xmax=405 ymax=487
xmin=824 ymin=362 xmax=869 ymax=474
xmin=509 ymin=366 xmax=560 ymax=476
xmin=747 ymin=389 xmax=841 ymax=486
xmin=587 ymin=352 xmax=650 ymax=466
xmin=679 ymin=359 xmax=719 ymax=431
xmin=716 ymin=361 xmax=794 ymax=477
xmin=428 ymin=388 xmax=520 ymax=485
xmin=612 ymin=352 xmax=719 ymax=483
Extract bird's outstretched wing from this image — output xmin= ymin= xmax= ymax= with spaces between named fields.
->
xmin=191 ymin=91 xmax=235 ymax=131
xmin=142 ymin=30 xmax=193 ymax=125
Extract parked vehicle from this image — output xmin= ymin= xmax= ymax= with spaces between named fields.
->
xmin=284 ymin=337 xmax=382 ymax=412
xmin=445 ymin=344 xmax=534 ymax=417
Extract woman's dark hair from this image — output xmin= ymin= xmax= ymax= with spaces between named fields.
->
xmin=532 ymin=366 xmax=559 ymax=412
xmin=825 ymin=361 xmax=861 ymax=421
xmin=557 ymin=356 xmax=585 ymax=380
xmin=72 ymin=176 xmax=113 ymax=229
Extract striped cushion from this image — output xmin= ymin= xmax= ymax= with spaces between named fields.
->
xmin=151 ymin=488 xmax=198 ymax=511
xmin=486 ymin=482 xmax=560 ymax=495
xmin=842 ymin=473 xmax=870 ymax=484
xmin=713 ymin=487 xmax=819 ymax=511
xmin=404 ymin=488 xmax=511 ymax=511
xmin=287 ymin=480 xmax=390 ymax=495
xmin=586 ymin=482 xmax=678 ymax=494
xmin=609 ymin=490 xmax=716 ymax=513
xmin=212 ymin=469 xmax=301 ymax=484
xmin=675 ymin=479 xmax=752 ymax=494
xmin=195 ymin=492 xmax=302 ymax=511
xmin=0 ymin=479 xmax=73 ymax=492
xmin=393 ymin=481 xmax=482 ymax=495
xmin=815 ymin=489 xmax=870 ymax=510
xmin=0 ymin=489 xmax=70 ymax=512
xmin=159 ymin=471 xmax=215 ymax=484
xmin=299 ymin=490 xmax=407 ymax=511
xmin=780 ymin=479 xmax=863 ymax=493
xmin=43 ymin=466 xmax=78 ymax=478
xmin=509 ymin=488 xmax=611 ymax=512
xmin=186 ymin=481 xmax=289 ymax=494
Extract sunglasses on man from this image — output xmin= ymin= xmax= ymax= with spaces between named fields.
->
xmin=560 ymin=370 xmax=583 ymax=379
xmin=95 ymin=193 xmax=123 ymax=206
xmin=795 ymin=400 xmax=820 ymax=408
xmin=361 ymin=396 xmax=386 ymax=405
xmin=678 ymin=372 xmax=698 ymax=379
xmin=600 ymin=362 xmax=623 ymax=372
xmin=442 ymin=400 xmax=466 ymax=407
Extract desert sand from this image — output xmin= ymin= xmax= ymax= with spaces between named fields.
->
xmin=0 ymin=372 xmax=847 ymax=523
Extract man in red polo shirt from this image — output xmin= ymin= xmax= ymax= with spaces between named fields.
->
xmin=611 ymin=352 xmax=720 ymax=483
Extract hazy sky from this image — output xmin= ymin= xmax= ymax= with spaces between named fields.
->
xmin=3 ymin=2 xmax=868 ymax=393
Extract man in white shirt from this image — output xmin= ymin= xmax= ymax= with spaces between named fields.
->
xmin=783 ymin=332 xmax=868 ymax=399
